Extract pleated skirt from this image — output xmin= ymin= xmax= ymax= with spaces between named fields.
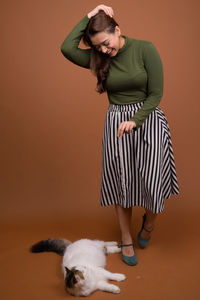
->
xmin=100 ymin=103 xmax=179 ymax=213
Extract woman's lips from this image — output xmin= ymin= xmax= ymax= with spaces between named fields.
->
xmin=107 ymin=49 xmax=114 ymax=55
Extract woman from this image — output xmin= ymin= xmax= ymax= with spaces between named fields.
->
xmin=61 ymin=5 xmax=179 ymax=266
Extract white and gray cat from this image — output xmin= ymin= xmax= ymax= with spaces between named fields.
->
xmin=30 ymin=238 xmax=126 ymax=296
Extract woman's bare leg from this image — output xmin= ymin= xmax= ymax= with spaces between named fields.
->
xmin=115 ymin=205 xmax=134 ymax=256
xmin=140 ymin=209 xmax=157 ymax=239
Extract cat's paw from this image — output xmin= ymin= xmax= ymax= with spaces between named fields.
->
xmin=113 ymin=273 xmax=126 ymax=281
xmin=106 ymin=245 xmax=121 ymax=254
xmin=110 ymin=285 xmax=120 ymax=294
xmin=115 ymin=246 xmax=121 ymax=253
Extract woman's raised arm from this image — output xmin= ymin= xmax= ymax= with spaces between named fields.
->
xmin=60 ymin=15 xmax=91 ymax=69
xmin=60 ymin=5 xmax=114 ymax=69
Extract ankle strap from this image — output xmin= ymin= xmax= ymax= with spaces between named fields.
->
xmin=143 ymin=226 xmax=154 ymax=233
xmin=118 ymin=243 xmax=134 ymax=248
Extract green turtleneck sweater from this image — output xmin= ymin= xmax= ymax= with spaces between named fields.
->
xmin=61 ymin=15 xmax=163 ymax=128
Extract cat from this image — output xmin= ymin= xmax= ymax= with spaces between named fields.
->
xmin=30 ymin=238 xmax=126 ymax=296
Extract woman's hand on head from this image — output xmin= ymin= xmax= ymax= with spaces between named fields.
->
xmin=87 ymin=4 xmax=114 ymax=19
xmin=117 ymin=121 xmax=137 ymax=138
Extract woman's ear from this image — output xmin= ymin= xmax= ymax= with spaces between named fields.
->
xmin=115 ymin=26 xmax=121 ymax=36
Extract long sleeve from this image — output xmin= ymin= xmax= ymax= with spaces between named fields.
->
xmin=60 ymin=15 xmax=91 ymax=69
xmin=130 ymin=42 xmax=163 ymax=128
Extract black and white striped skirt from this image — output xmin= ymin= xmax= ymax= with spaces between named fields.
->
xmin=100 ymin=103 xmax=179 ymax=213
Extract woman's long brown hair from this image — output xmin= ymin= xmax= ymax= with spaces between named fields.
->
xmin=83 ymin=10 xmax=119 ymax=94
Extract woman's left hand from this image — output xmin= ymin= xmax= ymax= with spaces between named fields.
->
xmin=117 ymin=121 xmax=136 ymax=138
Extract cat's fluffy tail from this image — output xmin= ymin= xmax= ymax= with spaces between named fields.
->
xmin=30 ymin=238 xmax=71 ymax=256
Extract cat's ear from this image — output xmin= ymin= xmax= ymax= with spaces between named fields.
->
xmin=65 ymin=267 xmax=71 ymax=274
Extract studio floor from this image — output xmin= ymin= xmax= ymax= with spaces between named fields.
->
xmin=1 ymin=204 xmax=199 ymax=300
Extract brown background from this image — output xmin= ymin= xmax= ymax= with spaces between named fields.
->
xmin=1 ymin=0 xmax=200 ymax=299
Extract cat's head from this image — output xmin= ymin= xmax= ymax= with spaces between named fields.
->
xmin=64 ymin=266 xmax=85 ymax=290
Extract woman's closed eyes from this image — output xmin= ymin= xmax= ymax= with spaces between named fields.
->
xmin=94 ymin=41 xmax=110 ymax=51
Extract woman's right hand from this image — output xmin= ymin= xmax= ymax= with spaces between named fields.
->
xmin=87 ymin=4 xmax=114 ymax=19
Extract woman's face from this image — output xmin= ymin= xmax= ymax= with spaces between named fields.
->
xmin=90 ymin=26 xmax=123 ymax=57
